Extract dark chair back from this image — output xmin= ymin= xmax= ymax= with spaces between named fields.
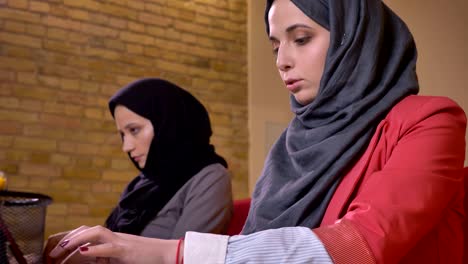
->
xmin=226 ymin=198 xmax=251 ymax=235
xmin=464 ymin=167 xmax=468 ymax=263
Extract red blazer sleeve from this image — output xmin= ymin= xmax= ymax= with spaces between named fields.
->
xmin=314 ymin=96 xmax=467 ymax=263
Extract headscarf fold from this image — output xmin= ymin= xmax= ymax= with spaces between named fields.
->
xmin=242 ymin=0 xmax=419 ymax=234
xmin=105 ymin=78 xmax=227 ymax=235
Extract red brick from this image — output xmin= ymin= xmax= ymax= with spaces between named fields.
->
xmin=91 ymin=182 xmax=111 ymax=192
xmin=60 ymin=78 xmax=81 ymax=91
xmin=108 ymin=17 xmax=127 ymax=29
xmin=0 ymin=70 xmax=15 ymax=81
xmin=156 ymin=60 xmax=189 ymax=74
xmin=38 ymin=75 xmax=60 ymax=87
xmin=163 ymin=7 xmax=196 ymax=21
xmin=119 ymin=31 xmax=154 ymax=45
xmin=42 ymin=16 xmax=81 ymax=31
xmin=48 ymin=189 xmax=82 ymax=203
xmin=3 ymin=46 xmax=35 ymax=59
xmin=92 ymin=157 xmax=110 ymax=168
xmin=13 ymin=85 xmax=55 ymax=100
xmin=68 ymin=204 xmax=89 ymax=215
xmin=102 ymin=170 xmax=134 ymax=182
xmin=138 ymin=12 xmax=172 ymax=27
xmin=101 ymin=39 xmax=126 ymax=51
xmin=144 ymin=3 xmax=163 ymax=14
xmin=63 ymin=167 xmax=101 ymax=179
xmin=0 ymin=31 xmax=41 ymax=48
xmin=43 ymin=102 xmax=83 ymax=117
xmin=24 ymin=23 xmax=45 ymax=37
xmin=0 ymin=135 xmax=14 ymax=147
xmin=88 ymin=13 xmax=109 ymax=25
xmin=47 ymin=203 xmax=68 ymax=216
xmin=128 ymin=21 xmax=145 ymax=33
xmin=0 ymin=121 xmax=22 ymax=134
xmin=0 ymin=8 xmax=41 ymax=23
xmin=110 ymin=159 xmax=132 ymax=170
xmin=23 ymin=124 xmax=65 ymax=139
xmin=68 ymin=32 xmax=89 ymax=44
xmin=13 ymin=137 xmax=57 ymax=151
xmin=26 ymin=182 xmax=51 ymax=193
xmin=63 ymin=0 xmax=101 ymax=11
xmin=81 ymin=23 xmax=119 ymax=37
xmin=127 ymin=1 xmax=144 ymax=10
xmin=17 ymin=72 xmax=37 ymax=84
xmin=75 ymin=143 xmax=100 ymax=155
xmin=47 ymin=27 xmax=68 ymax=40
xmin=7 ymin=0 xmax=27 ymax=9
xmin=82 ymin=192 xmax=119 ymax=205
xmin=126 ymin=44 xmax=143 ymax=54
xmin=84 ymin=107 xmax=104 ymax=120
xmin=7 ymin=175 xmax=29 ymax=189
xmin=48 ymin=4 xmax=67 ymax=17
xmin=65 ymin=216 xmax=102 ymax=229
xmin=68 ymin=9 xmax=89 ymax=21
xmin=58 ymin=141 xmax=76 ymax=153
xmin=145 ymin=25 xmax=165 ymax=37
xmin=50 ymin=179 xmax=71 ymax=189
xmin=194 ymin=4 xmax=229 ymax=19
xmin=4 ymin=20 xmax=25 ymax=32
xmin=0 ymin=97 xmax=20 ymax=108
xmin=0 ymin=109 xmax=38 ymax=122
xmin=84 ymin=47 xmax=120 ymax=60
xmin=43 ymin=40 xmax=81 ymax=55
xmin=100 ymin=3 xmax=137 ymax=20
xmin=40 ymin=113 xmax=81 ymax=129
xmin=49 ymin=154 xmax=71 ymax=166
xmin=30 ymin=1 xmax=50 ymax=13
xmin=89 ymin=205 xmax=112 ymax=217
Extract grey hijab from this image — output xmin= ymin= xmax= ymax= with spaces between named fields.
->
xmin=242 ymin=0 xmax=419 ymax=234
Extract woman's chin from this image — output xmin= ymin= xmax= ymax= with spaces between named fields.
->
xmin=293 ymin=91 xmax=317 ymax=106
xmin=294 ymin=96 xmax=314 ymax=106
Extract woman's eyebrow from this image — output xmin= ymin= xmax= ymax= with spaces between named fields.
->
xmin=286 ymin=23 xmax=312 ymax=33
xmin=124 ymin=122 xmax=138 ymax=129
xmin=269 ymin=23 xmax=312 ymax=41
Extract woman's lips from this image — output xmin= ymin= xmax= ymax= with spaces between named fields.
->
xmin=285 ymin=79 xmax=303 ymax=92
xmin=132 ymin=155 xmax=143 ymax=162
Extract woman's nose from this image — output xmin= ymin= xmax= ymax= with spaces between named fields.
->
xmin=122 ymin=137 xmax=134 ymax=153
xmin=276 ymin=46 xmax=293 ymax=72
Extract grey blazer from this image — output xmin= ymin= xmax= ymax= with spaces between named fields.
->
xmin=140 ymin=163 xmax=233 ymax=239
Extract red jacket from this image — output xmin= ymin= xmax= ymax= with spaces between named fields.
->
xmin=314 ymin=95 xmax=467 ymax=263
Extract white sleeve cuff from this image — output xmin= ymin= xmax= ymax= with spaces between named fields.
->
xmin=184 ymin=231 xmax=229 ymax=264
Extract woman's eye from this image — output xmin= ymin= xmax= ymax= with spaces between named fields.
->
xmin=295 ymin=36 xmax=311 ymax=45
xmin=272 ymin=47 xmax=279 ymax=55
xmin=271 ymin=42 xmax=279 ymax=55
xmin=129 ymin=127 xmax=140 ymax=135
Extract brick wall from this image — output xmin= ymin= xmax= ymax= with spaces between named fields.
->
xmin=0 ymin=0 xmax=248 ymax=238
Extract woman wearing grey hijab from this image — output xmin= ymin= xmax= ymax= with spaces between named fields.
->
xmin=49 ymin=0 xmax=466 ymax=263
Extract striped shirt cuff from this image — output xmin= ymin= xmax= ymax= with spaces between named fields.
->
xmin=226 ymin=226 xmax=333 ymax=264
xmin=184 ymin=231 xmax=229 ymax=264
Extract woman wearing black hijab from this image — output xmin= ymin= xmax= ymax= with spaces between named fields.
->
xmin=50 ymin=0 xmax=466 ymax=263
xmin=104 ymin=78 xmax=232 ymax=238
xmin=45 ymin=78 xmax=233 ymax=263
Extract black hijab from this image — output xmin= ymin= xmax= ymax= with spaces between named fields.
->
xmin=242 ymin=0 xmax=419 ymax=234
xmin=105 ymin=78 xmax=227 ymax=235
